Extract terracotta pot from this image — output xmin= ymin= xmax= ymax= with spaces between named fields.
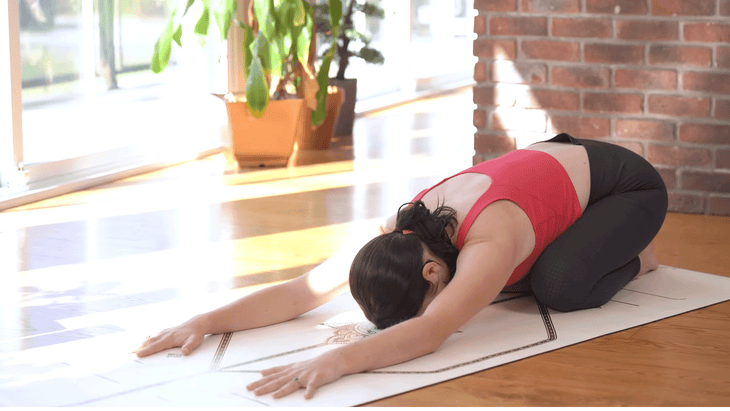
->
xmin=224 ymin=98 xmax=305 ymax=167
xmin=301 ymin=86 xmax=345 ymax=150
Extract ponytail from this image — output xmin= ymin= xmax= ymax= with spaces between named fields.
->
xmin=395 ymin=200 xmax=459 ymax=282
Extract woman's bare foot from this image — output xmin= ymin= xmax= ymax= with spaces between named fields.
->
xmin=637 ymin=240 xmax=660 ymax=277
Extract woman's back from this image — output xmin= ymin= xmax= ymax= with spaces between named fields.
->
xmin=417 ymin=142 xmax=591 ymax=264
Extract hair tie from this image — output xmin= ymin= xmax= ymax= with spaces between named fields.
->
xmin=402 ymin=230 xmax=412 ymax=234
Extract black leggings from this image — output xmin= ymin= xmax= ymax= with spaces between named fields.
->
xmin=527 ymin=133 xmax=668 ymax=312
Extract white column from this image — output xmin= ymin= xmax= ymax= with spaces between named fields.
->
xmin=0 ymin=0 xmax=25 ymax=189
xmin=227 ymin=0 xmax=252 ymax=93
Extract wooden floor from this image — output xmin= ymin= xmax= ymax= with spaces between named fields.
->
xmin=2 ymin=87 xmax=729 ymax=406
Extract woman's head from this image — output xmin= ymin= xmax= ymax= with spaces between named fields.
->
xmin=349 ymin=201 xmax=459 ymax=329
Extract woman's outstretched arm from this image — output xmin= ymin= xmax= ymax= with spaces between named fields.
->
xmin=135 ymin=220 xmax=389 ymax=358
xmin=246 ymin=239 xmax=519 ymax=399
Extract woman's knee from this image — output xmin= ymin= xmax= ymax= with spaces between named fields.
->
xmin=530 ymin=262 xmax=591 ymax=312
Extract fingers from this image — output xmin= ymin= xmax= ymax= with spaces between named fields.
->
xmin=247 ymin=371 xmax=298 ymax=396
xmin=303 ymin=383 xmax=318 ymax=399
xmin=135 ymin=332 xmax=180 ymax=358
xmin=247 ymin=370 xmax=320 ymax=400
xmin=181 ymin=334 xmax=203 ymax=356
xmin=271 ymin=378 xmax=304 ymax=399
xmin=135 ymin=337 xmax=168 ymax=358
xmin=259 ymin=365 xmax=290 ymax=376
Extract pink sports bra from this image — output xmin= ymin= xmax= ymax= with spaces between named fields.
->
xmin=412 ymin=149 xmax=583 ymax=287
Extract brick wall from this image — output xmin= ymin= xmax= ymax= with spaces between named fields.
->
xmin=472 ymin=0 xmax=730 ymax=216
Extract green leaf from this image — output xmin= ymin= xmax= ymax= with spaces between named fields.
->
xmin=292 ymin=0 xmax=307 ymax=26
xmin=312 ymin=19 xmax=340 ymax=126
xmin=240 ymin=22 xmax=254 ymax=79
xmin=267 ymin=35 xmax=287 ymax=77
xmin=172 ymin=24 xmax=183 ymax=47
xmin=328 ymin=0 xmax=343 ymax=29
xmin=294 ymin=2 xmax=313 ymax=66
xmin=254 ymin=0 xmax=277 ymax=40
xmin=358 ymin=2 xmax=385 ymax=18
xmin=246 ymin=57 xmax=270 ymax=118
xmin=182 ymin=0 xmax=196 ymax=15
xmin=356 ymin=46 xmax=384 ymax=64
xmin=254 ymin=35 xmax=272 ymax=76
xmin=312 ymin=54 xmax=331 ymax=126
xmin=151 ymin=10 xmax=176 ymax=73
xmin=194 ymin=5 xmax=210 ymax=47
xmin=213 ymin=0 xmax=236 ymax=41
xmin=284 ymin=0 xmax=306 ymax=26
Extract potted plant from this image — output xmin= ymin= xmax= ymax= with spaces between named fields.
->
xmin=313 ymin=0 xmax=384 ymax=137
xmin=151 ymin=0 xmax=342 ymax=167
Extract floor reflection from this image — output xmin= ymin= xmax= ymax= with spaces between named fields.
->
xmin=0 ymin=88 xmax=476 ymax=351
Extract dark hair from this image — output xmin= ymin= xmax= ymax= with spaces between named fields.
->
xmin=349 ymin=200 xmax=459 ymax=329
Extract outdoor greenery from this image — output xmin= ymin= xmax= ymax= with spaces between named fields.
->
xmin=313 ymin=0 xmax=384 ymax=80
xmin=150 ymin=0 xmax=342 ymax=126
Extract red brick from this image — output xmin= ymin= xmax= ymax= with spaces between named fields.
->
xmin=615 ymin=69 xmax=677 ymax=90
xmin=474 ymin=109 xmax=487 ymax=129
xmin=719 ymin=47 xmax=730 ymax=69
xmin=474 ymin=62 xmax=487 ymax=82
xmin=552 ymin=18 xmax=612 ymax=39
xmin=474 ymin=40 xmax=517 ymax=59
xmin=522 ymin=40 xmax=580 ymax=61
xmin=683 ymin=72 xmax=730 ymax=95
xmin=474 ymin=133 xmax=517 ymax=154
xmin=522 ymin=89 xmax=579 ymax=110
xmin=718 ymin=149 xmax=730 ymax=169
xmin=652 ymin=0 xmax=716 ymax=16
xmin=649 ymin=95 xmax=711 ymax=118
xmin=709 ymin=196 xmax=730 ymax=216
xmin=668 ymin=193 xmax=706 ymax=214
xmin=474 ymin=16 xmax=486 ymax=35
xmin=491 ymin=109 xmax=548 ymax=132
xmin=474 ymin=86 xmax=516 ymax=107
xmin=474 ymin=86 xmax=495 ymax=106
xmin=491 ymin=61 xmax=547 ymax=85
xmin=478 ymin=84 xmax=579 ymax=110
xmin=685 ymin=23 xmax=730 ymax=43
xmin=656 ymin=167 xmax=677 ymax=189
xmin=550 ymin=115 xmax=611 ymax=138
xmin=490 ymin=17 xmax=548 ymax=36
xmin=615 ymin=119 xmax=675 ymax=141
xmin=586 ymin=0 xmax=647 ymax=14
xmin=647 ymin=144 xmax=712 ymax=167
xmin=617 ymin=20 xmax=678 ymax=40
xmin=716 ymin=99 xmax=730 ymax=120
xmin=551 ymin=66 xmax=610 ymax=88
xmin=475 ymin=0 xmax=518 ymax=12
xmin=584 ymin=92 xmax=644 ymax=114
xmin=584 ymin=44 xmax=644 ymax=64
xmin=649 ymin=45 xmax=712 ymax=67
xmin=680 ymin=123 xmax=730 ymax=145
xmin=722 ymin=0 xmax=730 ymax=15
xmin=681 ymin=171 xmax=730 ymax=193
xmin=522 ymin=0 xmax=580 ymax=13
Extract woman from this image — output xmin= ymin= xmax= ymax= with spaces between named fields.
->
xmin=136 ymin=133 xmax=668 ymax=399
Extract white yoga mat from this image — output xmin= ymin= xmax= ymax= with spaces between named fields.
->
xmin=1 ymin=265 xmax=729 ymax=407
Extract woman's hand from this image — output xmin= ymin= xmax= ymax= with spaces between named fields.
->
xmin=134 ymin=316 xmax=208 ymax=358
xmin=246 ymin=350 xmax=346 ymax=400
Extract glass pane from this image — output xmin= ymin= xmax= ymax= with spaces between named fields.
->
xmin=325 ymin=0 xmax=410 ymax=100
xmin=19 ymin=0 xmax=226 ymax=167
xmin=411 ymin=0 xmax=475 ymax=86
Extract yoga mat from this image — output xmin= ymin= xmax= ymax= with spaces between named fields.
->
xmin=1 ymin=265 xmax=729 ymax=407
